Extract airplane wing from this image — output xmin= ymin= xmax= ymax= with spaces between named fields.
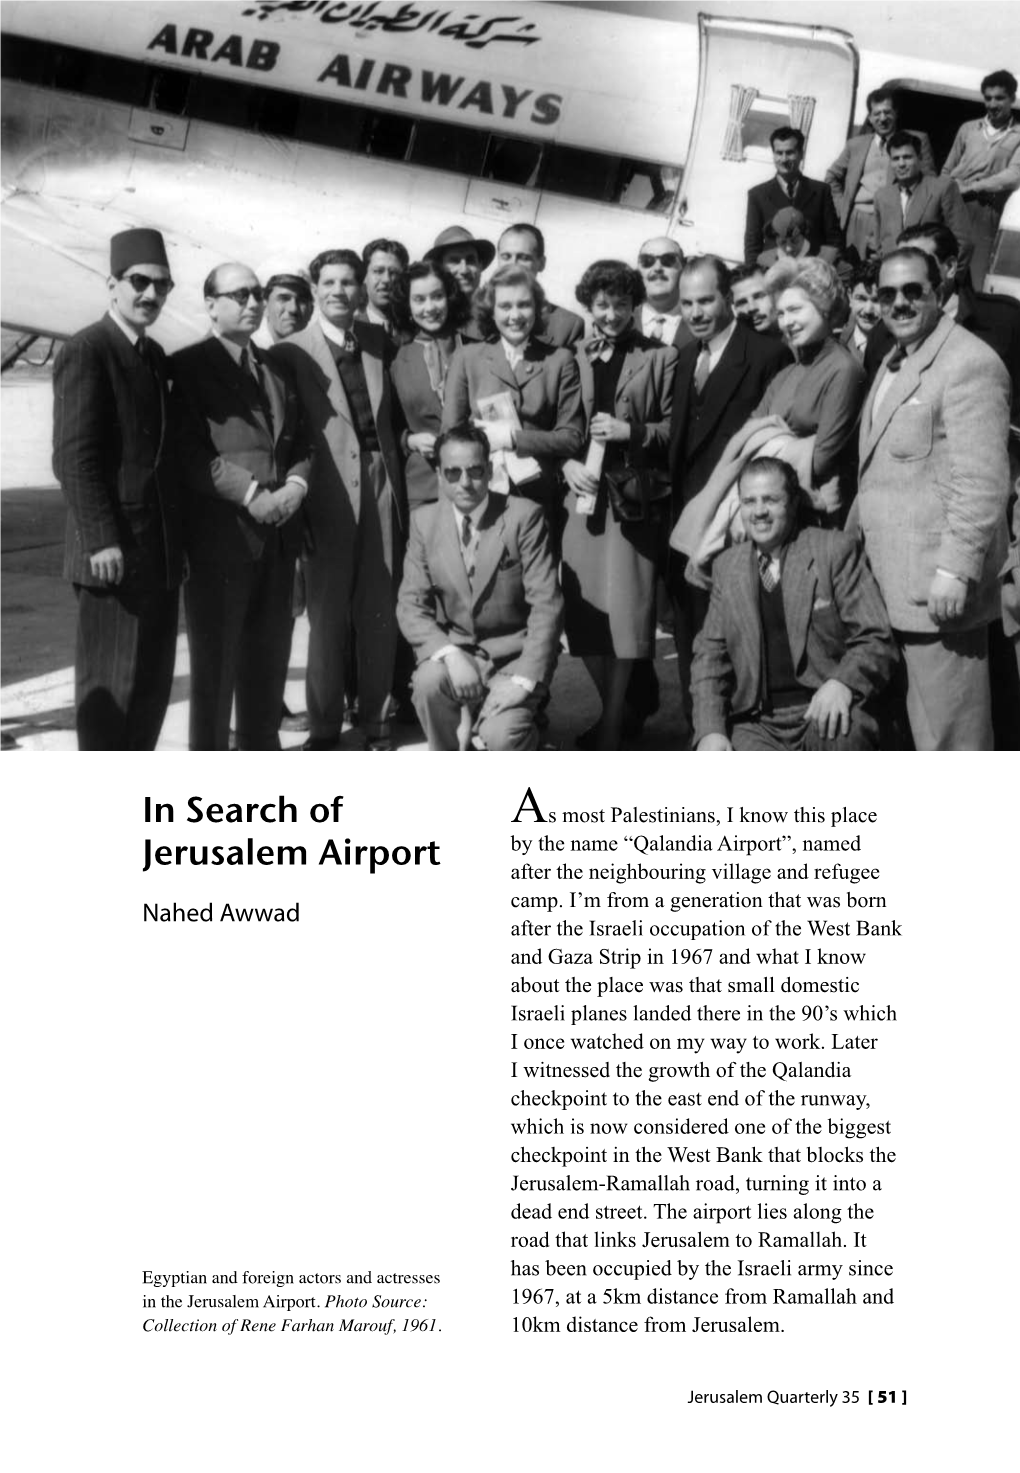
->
xmin=1 ymin=190 xmax=199 ymax=350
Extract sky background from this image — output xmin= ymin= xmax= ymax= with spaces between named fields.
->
xmin=569 ymin=1 xmax=1020 ymax=73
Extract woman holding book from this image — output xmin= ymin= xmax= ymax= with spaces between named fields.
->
xmin=441 ymin=265 xmax=583 ymax=511
xmin=560 ymin=260 xmax=678 ymax=749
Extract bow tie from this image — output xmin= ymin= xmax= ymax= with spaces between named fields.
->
xmin=585 ymin=331 xmax=635 ymax=361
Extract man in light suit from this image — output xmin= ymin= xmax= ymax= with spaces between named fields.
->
xmin=873 ymin=133 xmax=972 ymax=271
xmin=172 ymin=262 xmax=312 ymax=750
xmin=496 ymin=224 xmax=585 ymax=349
xmin=745 ymin=127 xmax=843 ymax=267
xmin=52 ymin=227 xmax=183 ymax=749
xmin=397 ymin=424 xmax=563 ymax=751
xmin=825 ymin=88 xmax=935 ymax=259
xmin=273 ymin=248 xmax=406 ymax=749
xmin=852 ymin=247 xmax=1011 ymax=749
xmin=693 ymin=458 xmax=897 ymax=751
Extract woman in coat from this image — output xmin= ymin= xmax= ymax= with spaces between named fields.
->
xmin=441 ymin=264 xmax=583 ymax=510
xmin=389 ymin=262 xmax=470 ymax=510
xmin=560 ymin=260 xmax=678 ymax=749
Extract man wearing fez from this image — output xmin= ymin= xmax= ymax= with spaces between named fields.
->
xmin=52 ymin=227 xmax=182 ymax=749
xmin=172 ymin=262 xmax=312 ymax=750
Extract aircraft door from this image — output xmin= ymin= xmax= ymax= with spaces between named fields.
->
xmin=671 ymin=14 xmax=858 ymax=264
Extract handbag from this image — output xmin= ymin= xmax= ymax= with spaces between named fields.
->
xmin=604 ymin=461 xmax=672 ymax=523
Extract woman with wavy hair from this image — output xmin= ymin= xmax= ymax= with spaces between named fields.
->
xmin=389 ymin=261 xmax=471 ymax=509
xmin=441 ymin=264 xmax=583 ymax=509
xmin=560 ymin=259 xmax=677 ymax=749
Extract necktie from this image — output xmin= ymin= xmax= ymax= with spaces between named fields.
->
xmin=460 ymin=514 xmax=475 ymax=579
xmin=647 ymin=316 xmax=666 ymax=343
xmin=758 ymin=552 xmax=779 ymax=592
xmin=693 ymin=343 xmax=711 ymax=395
xmin=885 ymin=345 xmax=907 ymax=374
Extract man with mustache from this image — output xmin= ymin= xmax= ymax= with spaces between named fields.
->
xmin=852 ymin=247 xmax=1011 ymax=748
xmin=825 ymin=88 xmax=935 ymax=261
xmin=636 ymin=237 xmax=693 ymax=348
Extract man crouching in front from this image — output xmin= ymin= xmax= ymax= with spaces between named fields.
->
xmin=397 ymin=423 xmax=563 ymax=750
xmin=691 ymin=459 xmax=897 ymax=751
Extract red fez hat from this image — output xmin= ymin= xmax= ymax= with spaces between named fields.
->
xmin=110 ymin=228 xmax=170 ymax=275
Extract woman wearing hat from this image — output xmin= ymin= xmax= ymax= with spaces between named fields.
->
xmin=389 ymin=261 xmax=472 ymax=509
xmin=441 ymin=264 xmax=584 ymax=514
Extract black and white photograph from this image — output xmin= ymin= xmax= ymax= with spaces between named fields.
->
xmin=2 ymin=0 xmax=1018 ymax=750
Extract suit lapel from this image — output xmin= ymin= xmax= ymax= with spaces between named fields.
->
xmin=305 ymin=322 xmax=354 ymax=431
xmin=686 ymin=327 xmax=748 ymax=457
xmin=355 ymin=320 xmax=384 ymax=425
xmin=861 ymin=315 xmax=951 ymax=465
xmin=252 ymin=342 xmax=286 ymax=442
xmin=780 ymin=536 xmax=816 ymax=669
xmin=733 ymin=544 xmax=764 ymax=689
xmin=482 ymin=342 xmax=522 ymax=396
xmin=469 ymin=494 xmax=508 ymax=610
xmin=616 ymin=342 xmax=646 ymax=399
xmin=433 ymin=500 xmax=473 ymax=618
xmin=576 ymin=348 xmax=595 ymax=422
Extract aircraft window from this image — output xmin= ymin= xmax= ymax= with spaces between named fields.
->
xmin=190 ymin=76 xmax=259 ymax=132
xmin=257 ymin=89 xmax=300 ymax=139
xmin=484 ymin=136 xmax=543 ymax=188
xmin=410 ymin=120 xmax=488 ymax=176
xmin=147 ymin=68 xmax=191 ymax=117
xmin=363 ymin=112 xmax=414 ymax=162
xmin=294 ymin=97 xmax=368 ymax=153
xmin=541 ymin=144 xmax=624 ymax=204
xmin=1 ymin=33 xmax=57 ymax=87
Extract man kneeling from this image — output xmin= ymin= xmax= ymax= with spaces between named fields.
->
xmin=692 ymin=459 xmax=896 ymax=751
xmin=397 ymin=423 xmax=563 ymax=750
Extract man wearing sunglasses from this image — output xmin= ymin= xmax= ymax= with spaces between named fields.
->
xmin=171 ymin=263 xmax=312 ymax=750
xmin=853 ymin=247 xmax=1011 ymax=748
xmin=397 ymin=423 xmax=562 ymax=750
xmin=636 ymin=238 xmax=693 ymax=349
xmin=52 ymin=227 xmax=183 ymax=749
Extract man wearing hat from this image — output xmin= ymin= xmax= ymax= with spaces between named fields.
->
xmin=52 ymin=227 xmax=183 ymax=749
xmin=425 ymin=225 xmax=495 ymax=340
xmin=251 ymin=260 xmax=313 ymax=348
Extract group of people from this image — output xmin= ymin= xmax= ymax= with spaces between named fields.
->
xmin=51 ymin=72 xmax=1020 ymax=753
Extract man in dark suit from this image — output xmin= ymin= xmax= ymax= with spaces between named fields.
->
xmin=273 ymin=248 xmax=406 ymax=750
xmin=665 ymin=255 xmax=790 ymax=731
xmin=52 ymin=227 xmax=182 ymax=749
xmin=172 ymin=262 xmax=313 ymax=750
xmin=693 ymin=459 xmax=896 ymax=751
xmin=873 ymin=134 xmax=972 ymax=271
xmin=745 ymin=127 xmax=843 ymax=267
xmin=496 ymin=224 xmax=585 ymax=349
xmin=397 ymin=423 xmax=563 ymax=751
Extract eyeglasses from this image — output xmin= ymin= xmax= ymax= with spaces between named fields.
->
xmin=120 ymin=272 xmax=174 ymax=297
xmin=638 ymin=252 xmax=682 ymax=269
xmin=441 ymin=464 xmax=487 ymax=483
xmin=876 ymin=283 xmax=931 ymax=307
xmin=214 ymin=286 xmax=266 ymax=305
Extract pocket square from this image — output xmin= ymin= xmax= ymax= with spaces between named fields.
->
xmin=813 ymin=597 xmax=833 ymax=611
